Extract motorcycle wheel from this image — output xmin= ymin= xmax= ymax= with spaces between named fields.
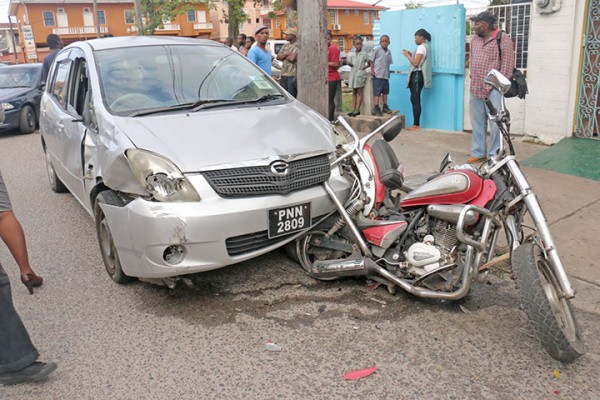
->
xmin=296 ymin=219 xmax=354 ymax=280
xmin=512 ymin=241 xmax=585 ymax=363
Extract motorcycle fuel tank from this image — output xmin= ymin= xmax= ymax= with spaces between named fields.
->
xmin=400 ymin=171 xmax=483 ymax=208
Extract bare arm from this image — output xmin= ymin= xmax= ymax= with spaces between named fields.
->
xmin=403 ymin=49 xmax=423 ymax=67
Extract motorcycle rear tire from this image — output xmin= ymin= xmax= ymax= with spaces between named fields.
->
xmin=512 ymin=241 xmax=585 ymax=363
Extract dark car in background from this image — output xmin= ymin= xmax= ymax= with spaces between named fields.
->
xmin=0 ymin=63 xmax=43 ymax=134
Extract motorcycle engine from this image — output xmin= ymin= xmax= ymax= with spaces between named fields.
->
xmin=403 ymin=219 xmax=460 ymax=278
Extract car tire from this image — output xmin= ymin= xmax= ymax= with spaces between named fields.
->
xmin=95 ymin=190 xmax=134 ymax=284
xmin=19 ymin=105 xmax=36 ymax=134
xmin=43 ymin=145 xmax=68 ymax=193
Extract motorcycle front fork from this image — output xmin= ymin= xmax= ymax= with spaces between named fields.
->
xmin=504 ymin=159 xmax=575 ymax=299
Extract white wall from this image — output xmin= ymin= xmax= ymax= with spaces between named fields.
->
xmin=523 ymin=0 xmax=587 ymax=143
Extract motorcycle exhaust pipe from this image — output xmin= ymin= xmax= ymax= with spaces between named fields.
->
xmin=311 ymin=258 xmax=371 ymax=279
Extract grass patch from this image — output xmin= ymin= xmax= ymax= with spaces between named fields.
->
xmin=342 ymin=90 xmax=353 ymax=113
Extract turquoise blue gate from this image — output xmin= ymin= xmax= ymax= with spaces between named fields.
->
xmin=380 ymin=5 xmax=466 ymax=131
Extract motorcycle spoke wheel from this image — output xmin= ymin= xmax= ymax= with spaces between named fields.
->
xmin=512 ymin=241 xmax=585 ymax=363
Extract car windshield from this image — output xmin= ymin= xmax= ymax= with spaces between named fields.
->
xmin=0 ymin=67 xmax=39 ymax=88
xmin=95 ymin=44 xmax=284 ymax=115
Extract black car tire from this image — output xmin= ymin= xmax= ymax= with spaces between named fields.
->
xmin=19 ymin=105 xmax=36 ymax=134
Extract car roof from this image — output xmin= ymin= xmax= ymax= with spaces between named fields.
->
xmin=76 ymin=36 xmax=221 ymax=51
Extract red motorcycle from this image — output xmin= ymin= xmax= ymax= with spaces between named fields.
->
xmin=290 ymin=70 xmax=584 ymax=363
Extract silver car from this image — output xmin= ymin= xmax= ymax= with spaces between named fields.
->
xmin=40 ymin=36 xmax=348 ymax=286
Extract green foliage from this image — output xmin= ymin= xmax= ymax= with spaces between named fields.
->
xmin=140 ymin=0 xmax=208 ymax=35
xmin=404 ymin=1 xmax=423 ymax=9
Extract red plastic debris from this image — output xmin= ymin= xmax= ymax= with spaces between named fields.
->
xmin=554 ymin=390 xmax=560 ymax=395
xmin=343 ymin=365 xmax=377 ymax=381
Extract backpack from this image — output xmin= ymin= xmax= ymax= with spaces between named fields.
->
xmin=496 ymin=31 xmax=528 ymax=99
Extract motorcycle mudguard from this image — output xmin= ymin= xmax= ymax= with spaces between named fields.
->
xmin=362 ymin=221 xmax=408 ymax=249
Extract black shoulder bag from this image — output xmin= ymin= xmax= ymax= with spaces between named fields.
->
xmin=496 ymin=31 xmax=528 ymax=99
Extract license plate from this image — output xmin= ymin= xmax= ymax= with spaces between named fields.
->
xmin=268 ymin=202 xmax=311 ymax=239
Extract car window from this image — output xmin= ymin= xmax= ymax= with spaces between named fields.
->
xmin=50 ymin=60 xmax=72 ymax=109
xmin=0 ymin=67 xmax=39 ymax=88
xmin=94 ymin=44 xmax=283 ymax=115
xmin=68 ymin=58 xmax=89 ymax=116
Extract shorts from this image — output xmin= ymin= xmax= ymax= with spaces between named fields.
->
xmin=373 ymin=78 xmax=390 ymax=96
xmin=0 ymin=171 xmax=12 ymax=212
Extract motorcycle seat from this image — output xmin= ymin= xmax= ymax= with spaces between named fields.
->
xmin=371 ymin=139 xmax=404 ymax=190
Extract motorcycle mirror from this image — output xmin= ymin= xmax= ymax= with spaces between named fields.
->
xmin=439 ymin=152 xmax=453 ymax=172
xmin=485 ymin=69 xmax=512 ymax=95
xmin=382 ymin=118 xmax=403 ymax=142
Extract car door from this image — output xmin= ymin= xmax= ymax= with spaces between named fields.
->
xmin=41 ymin=48 xmax=88 ymax=203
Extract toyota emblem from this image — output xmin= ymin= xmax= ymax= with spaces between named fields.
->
xmin=270 ymin=160 xmax=290 ymax=176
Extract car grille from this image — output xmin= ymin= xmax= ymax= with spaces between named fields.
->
xmin=226 ymin=215 xmax=329 ymax=257
xmin=202 ymin=154 xmax=331 ymax=197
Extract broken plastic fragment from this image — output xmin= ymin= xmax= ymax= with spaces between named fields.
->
xmin=553 ymin=369 xmax=561 ymax=378
xmin=265 ymin=341 xmax=282 ymax=352
xmin=344 ymin=365 xmax=377 ymax=381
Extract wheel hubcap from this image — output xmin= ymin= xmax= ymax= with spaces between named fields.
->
xmin=99 ymin=217 xmax=117 ymax=275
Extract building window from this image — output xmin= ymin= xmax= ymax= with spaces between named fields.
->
xmin=354 ymin=10 xmax=359 ymax=16
xmin=262 ymin=18 xmax=272 ymax=29
xmin=187 ymin=9 xmax=196 ymax=22
xmin=338 ymin=38 xmax=344 ymax=52
xmin=330 ymin=10 xmax=337 ymax=24
xmin=275 ymin=17 xmax=280 ymax=29
xmin=97 ymin=10 xmax=106 ymax=25
xmin=363 ymin=10 xmax=369 ymax=24
xmin=125 ymin=10 xmax=134 ymax=24
xmin=43 ymin=11 xmax=55 ymax=26
xmin=372 ymin=10 xmax=378 ymax=20
xmin=83 ymin=7 xmax=90 ymax=13
xmin=344 ymin=9 xmax=349 ymax=16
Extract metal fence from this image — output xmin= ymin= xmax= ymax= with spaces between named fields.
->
xmin=466 ymin=3 xmax=532 ymax=70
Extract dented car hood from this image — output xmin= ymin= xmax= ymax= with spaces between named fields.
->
xmin=112 ymin=102 xmax=334 ymax=172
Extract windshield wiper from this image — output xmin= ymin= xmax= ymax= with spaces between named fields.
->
xmin=193 ymin=93 xmax=285 ymax=111
xmin=130 ymin=99 xmax=231 ymax=117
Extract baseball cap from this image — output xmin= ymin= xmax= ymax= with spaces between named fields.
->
xmin=470 ymin=11 xmax=497 ymax=25
xmin=284 ymin=28 xmax=297 ymax=36
xmin=255 ymin=26 xmax=269 ymax=35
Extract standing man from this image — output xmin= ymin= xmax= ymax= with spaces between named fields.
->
xmin=327 ymin=31 xmax=341 ymax=123
xmin=468 ymin=11 xmax=515 ymax=163
xmin=248 ymin=26 xmax=272 ymax=76
xmin=0 ymin=171 xmax=56 ymax=385
xmin=369 ymin=35 xmax=393 ymax=116
xmin=41 ymin=34 xmax=62 ymax=83
xmin=224 ymin=37 xmax=239 ymax=52
xmin=277 ymin=28 xmax=298 ymax=98
xmin=238 ymin=33 xmax=248 ymax=56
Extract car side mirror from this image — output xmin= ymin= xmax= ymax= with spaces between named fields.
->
xmin=382 ymin=118 xmax=402 ymax=142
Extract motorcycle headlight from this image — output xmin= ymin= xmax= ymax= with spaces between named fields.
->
xmin=1 ymin=102 xmax=14 ymax=110
xmin=126 ymin=149 xmax=201 ymax=202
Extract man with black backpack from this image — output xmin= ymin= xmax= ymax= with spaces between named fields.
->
xmin=467 ymin=11 xmax=515 ymax=164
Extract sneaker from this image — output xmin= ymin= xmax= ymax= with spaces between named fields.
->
xmin=0 ymin=362 xmax=57 ymax=385
xmin=406 ymin=125 xmax=421 ymax=131
xmin=372 ymin=106 xmax=383 ymax=116
xmin=466 ymin=156 xmax=487 ymax=164
xmin=382 ymin=104 xmax=392 ymax=114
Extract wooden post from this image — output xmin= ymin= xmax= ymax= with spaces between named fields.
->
xmin=297 ymin=0 xmax=328 ymax=118
xmin=134 ymin=0 xmax=144 ymax=35
xmin=92 ymin=0 xmax=101 ymax=38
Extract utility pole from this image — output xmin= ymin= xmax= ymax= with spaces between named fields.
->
xmin=297 ymin=0 xmax=328 ymax=118
xmin=8 ymin=16 xmax=18 ymax=63
xmin=92 ymin=0 xmax=101 ymax=38
xmin=134 ymin=0 xmax=144 ymax=35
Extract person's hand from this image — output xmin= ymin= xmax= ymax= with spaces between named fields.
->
xmin=402 ymin=49 xmax=411 ymax=58
xmin=370 ymin=68 xmax=375 ymax=77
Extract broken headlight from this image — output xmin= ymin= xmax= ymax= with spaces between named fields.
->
xmin=126 ymin=149 xmax=201 ymax=202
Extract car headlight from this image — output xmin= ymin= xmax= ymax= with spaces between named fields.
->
xmin=1 ymin=102 xmax=14 ymax=110
xmin=126 ymin=149 xmax=201 ymax=202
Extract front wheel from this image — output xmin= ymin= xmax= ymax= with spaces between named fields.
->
xmin=19 ymin=105 xmax=36 ymax=134
xmin=512 ymin=241 xmax=585 ymax=362
xmin=95 ymin=190 xmax=134 ymax=284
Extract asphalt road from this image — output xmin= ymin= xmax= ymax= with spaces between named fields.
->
xmin=1 ymin=130 xmax=599 ymax=399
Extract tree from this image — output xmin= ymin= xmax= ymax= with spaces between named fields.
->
xmin=139 ymin=0 xmax=206 ymax=35
xmin=404 ymin=1 xmax=423 ymax=9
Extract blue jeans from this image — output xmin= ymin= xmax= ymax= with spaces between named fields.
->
xmin=469 ymin=90 xmax=502 ymax=158
xmin=0 ymin=260 xmax=39 ymax=374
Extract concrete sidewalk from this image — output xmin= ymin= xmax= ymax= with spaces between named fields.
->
xmin=382 ymin=128 xmax=600 ymax=315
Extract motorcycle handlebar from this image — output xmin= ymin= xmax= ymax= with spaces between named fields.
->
xmin=485 ymin=97 xmax=497 ymax=116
